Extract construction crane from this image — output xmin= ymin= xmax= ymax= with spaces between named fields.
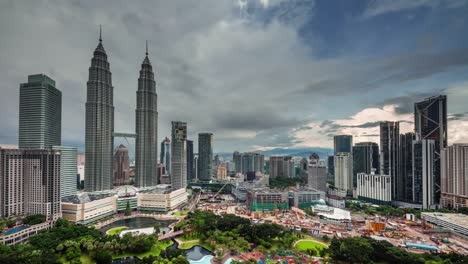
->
xmin=210 ymin=181 xmax=230 ymax=202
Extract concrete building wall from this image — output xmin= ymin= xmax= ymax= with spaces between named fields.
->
xmin=441 ymin=144 xmax=468 ymax=209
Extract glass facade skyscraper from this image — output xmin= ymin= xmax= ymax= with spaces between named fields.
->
xmin=380 ymin=121 xmax=399 ymax=199
xmin=415 ymin=95 xmax=447 ymax=204
xmin=52 ymin=146 xmax=77 ymax=198
xmin=198 ymin=133 xmax=213 ymax=182
xmin=352 ymin=142 xmax=379 ymax=188
xmin=333 ymin=135 xmax=352 ymax=154
xmin=186 ymin=140 xmax=194 ymax=182
xmin=19 ymin=74 xmax=61 ymax=149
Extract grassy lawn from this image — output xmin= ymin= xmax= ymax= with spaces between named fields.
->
xmin=173 ymin=211 xmax=188 ymax=217
xmin=106 ymin=226 xmax=128 ymax=236
xmin=112 ymin=240 xmax=174 ymax=259
xmin=178 ymin=239 xmax=200 ymax=249
xmin=295 ymin=240 xmax=327 ymax=252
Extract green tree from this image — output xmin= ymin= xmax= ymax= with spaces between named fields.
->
xmin=125 ymin=201 xmax=132 ymax=216
xmin=93 ymin=249 xmax=112 ymax=264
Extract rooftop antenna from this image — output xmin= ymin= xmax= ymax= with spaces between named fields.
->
xmin=145 ymin=40 xmax=148 ymax=56
xmin=99 ymin=24 xmax=102 ymax=42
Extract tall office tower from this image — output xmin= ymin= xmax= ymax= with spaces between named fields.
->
xmin=353 ymin=142 xmax=379 ymax=188
xmin=269 ymin=156 xmax=294 ymax=178
xmin=380 ymin=121 xmax=400 ymax=199
xmin=254 ymin=153 xmax=265 ymax=174
xmin=334 ymin=135 xmax=353 ymax=154
xmin=85 ymin=29 xmax=114 ymax=192
xmin=0 ymin=148 xmax=61 ymax=220
xmin=19 ymin=74 xmax=61 ymax=148
xmin=160 ymin=137 xmax=171 ymax=174
xmin=399 ymin=133 xmax=415 ymax=202
xmin=233 ymin=151 xmax=242 ymax=173
xmin=327 ymin=155 xmax=334 ymax=183
xmin=334 ymin=153 xmax=353 ymax=194
xmin=308 ymin=155 xmax=327 ymax=192
xmin=415 ymin=95 xmax=447 ymax=204
xmin=214 ymin=154 xmax=221 ymax=167
xmin=412 ymin=139 xmax=435 ymax=209
xmin=171 ymin=121 xmax=187 ymax=190
xmin=186 ymin=140 xmax=194 ymax=182
xmin=135 ymin=44 xmax=158 ymax=187
xmin=52 ymin=146 xmax=77 ymax=198
xmin=234 ymin=152 xmax=265 ymax=175
xmin=113 ymin=144 xmax=130 ymax=185
xmin=198 ymin=133 xmax=213 ymax=182
xmin=441 ymin=144 xmax=468 ymax=209
xmin=193 ymin=154 xmax=199 ymax=180
xmin=300 ymin=158 xmax=308 ymax=178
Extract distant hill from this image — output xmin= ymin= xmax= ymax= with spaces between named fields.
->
xmin=215 ymin=147 xmax=333 ymax=160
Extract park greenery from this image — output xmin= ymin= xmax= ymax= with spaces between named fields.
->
xmin=1 ymin=211 xmax=468 ymax=263
xmin=23 ymin=214 xmax=47 ymax=225
xmin=0 ymin=218 xmax=181 ymax=264
xmin=328 ymin=236 xmax=468 ymax=264
xmin=176 ymin=210 xmax=308 ymax=260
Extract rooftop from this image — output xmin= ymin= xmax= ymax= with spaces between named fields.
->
xmin=422 ymin=212 xmax=468 ymax=227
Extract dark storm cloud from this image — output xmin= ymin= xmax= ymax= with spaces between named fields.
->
xmin=295 ymin=49 xmax=468 ymax=98
xmin=214 ymin=109 xmax=301 ymax=131
xmin=380 ymin=49 xmax=468 ymax=84
xmin=378 ymin=91 xmax=443 ymax=114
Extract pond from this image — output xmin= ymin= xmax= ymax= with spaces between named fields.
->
xmin=166 ymin=241 xmax=214 ymax=264
xmin=100 ymin=217 xmax=174 ymax=234
xmin=186 ymin=245 xmax=214 ymax=262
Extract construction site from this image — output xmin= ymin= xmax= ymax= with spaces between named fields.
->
xmin=194 ymin=186 xmax=468 ymax=256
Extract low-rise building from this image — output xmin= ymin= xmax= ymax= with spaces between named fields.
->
xmin=61 ymin=193 xmax=118 ymax=225
xmin=0 ymin=221 xmax=54 ymax=246
xmin=61 ymin=185 xmax=188 ymax=224
xmin=247 ymin=188 xmax=289 ymax=211
xmin=138 ymin=186 xmax=188 ymax=212
xmin=291 ymin=188 xmax=326 ymax=209
xmin=421 ymin=212 xmax=468 ymax=238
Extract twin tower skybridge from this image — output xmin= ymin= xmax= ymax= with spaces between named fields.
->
xmin=113 ymin=132 xmax=137 ymax=162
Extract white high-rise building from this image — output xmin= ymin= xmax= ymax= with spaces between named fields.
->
xmin=52 ymin=146 xmax=77 ymax=198
xmin=412 ymin=139 xmax=436 ymax=209
xmin=334 ymin=153 xmax=353 ymax=193
xmin=308 ymin=158 xmax=327 ymax=192
xmin=441 ymin=144 xmax=468 ymax=209
xmin=357 ymin=171 xmax=392 ymax=205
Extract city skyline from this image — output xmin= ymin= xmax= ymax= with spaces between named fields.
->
xmin=1 ymin=1 xmax=468 ymax=154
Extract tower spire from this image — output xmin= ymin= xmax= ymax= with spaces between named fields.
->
xmin=99 ymin=25 xmax=102 ymax=42
xmin=146 ymin=40 xmax=148 ymax=56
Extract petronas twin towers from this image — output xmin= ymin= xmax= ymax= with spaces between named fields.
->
xmin=84 ymin=29 xmax=158 ymax=192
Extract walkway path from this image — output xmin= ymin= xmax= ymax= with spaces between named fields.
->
xmin=158 ymin=230 xmax=184 ymax=241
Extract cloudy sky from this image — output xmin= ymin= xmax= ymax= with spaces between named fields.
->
xmin=1 ymin=0 xmax=468 ymax=153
